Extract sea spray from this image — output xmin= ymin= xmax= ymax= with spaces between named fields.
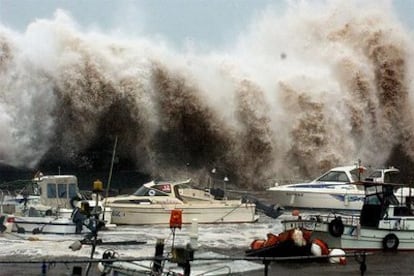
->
xmin=1 ymin=1 xmax=414 ymax=186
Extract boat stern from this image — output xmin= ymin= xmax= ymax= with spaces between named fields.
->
xmin=1 ymin=214 xmax=15 ymax=233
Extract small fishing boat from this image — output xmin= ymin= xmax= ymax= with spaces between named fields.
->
xmin=2 ymin=174 xmax=114 ymax=234
xmin=105 ymin=179 xmax=259 ymax=225
xmin=282 ymin=179 xmax=414 ymax=251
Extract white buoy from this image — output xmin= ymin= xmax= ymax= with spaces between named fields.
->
xmin=311 ymin=243 xmax=322 ymax=256
xmin=329 ymin=248 xmax=347 ymax=265
xmin=189 ymin=218 xmax=198 ymax=249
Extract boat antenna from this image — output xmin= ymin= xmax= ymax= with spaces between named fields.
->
xmin=103 ymin=136 xmax=118 ymax=221
xmin=223 ymin=176 xmax=229 ymax=200
xmin=357 ymin=159 xmax=362 ymax=181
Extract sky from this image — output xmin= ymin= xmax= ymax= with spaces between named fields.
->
xmin=0 ymin=0 xmax=412 ymax=51
xmin=0 ymin=0 xmax=284 ymax=50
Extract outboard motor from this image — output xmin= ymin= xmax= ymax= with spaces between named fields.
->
xmin=242 ymin=194 xmax=284 ymax=218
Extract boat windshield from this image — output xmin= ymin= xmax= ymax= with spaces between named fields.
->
xmin=364 ymin=184 xmax=399 ymax=205
xmin=316 ymin=171 xmax=350 ymax=182
xmin=384 ymin=171 xmax=401 ymax=183
xmin=46 ymin=182 xmax=79 ymax=199
xmin=365 ymin=169 xmax=401 ymax=183
xmin=133 ymin=183 xmax=172 ymax=196
xmin=349 ymin=168 xmax=365 ymax=181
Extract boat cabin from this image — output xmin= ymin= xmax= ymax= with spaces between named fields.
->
xmin=35 ymin=175 xmax=80 ymax=209
xmin=364 ymin=167 xmax=401 ymax=183
xmin=360 ymin=181 xmax=414 ymax=229
xmin=132 ymin=179 xmax=217 ymax=203
xmin=315 ymin=165 xmax=366 ymax=183
xmin=360 ymin=167 xmax=405 ymax=227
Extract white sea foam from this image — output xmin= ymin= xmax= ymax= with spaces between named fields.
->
xmin=1 ymin=1 xmax=413 ymax=186
xmin=0 ymin=216 xmax=283 ymax=274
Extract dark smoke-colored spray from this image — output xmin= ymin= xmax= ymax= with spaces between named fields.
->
xmin=1 ymin=2 xmax=414 ymax=187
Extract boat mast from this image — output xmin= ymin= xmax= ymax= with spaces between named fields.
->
xmin=357 ymin=159 xmax=362 ymax=181
xmin=103 ymin=136 xmax=118 ymax=220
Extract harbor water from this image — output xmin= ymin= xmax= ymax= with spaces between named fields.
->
xmin=1 ymin=211 xmax=413 ymax=276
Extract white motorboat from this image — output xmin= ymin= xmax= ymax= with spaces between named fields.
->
xmin=267 ymin=165 xmax=400 ymax=212
xmin=282 ymin=179 xmax=414 ymax=251
xmin=2 ymin=174 xmax=114 ymax=234
xmin=105 ymin=179 xmax=259 ymax=225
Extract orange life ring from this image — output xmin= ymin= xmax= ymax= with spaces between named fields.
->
xmin=312 ymin=239 xmax=330 ymax=255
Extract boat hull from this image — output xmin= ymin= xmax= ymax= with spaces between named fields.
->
xmin=12 ymin=216 xmax=81 ymax=234
xmin=283 ymin=219 xmax=414 ymax=251
xmin=268 ymin=188 xmax=364 ymax=211
xmin=109 ymin=203 xmax=258 ymax=225
xmin=10 ymin=208 xmax=114 ymax=234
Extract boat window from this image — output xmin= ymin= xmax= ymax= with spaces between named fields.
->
xmin=317 ymin=171 xmax=349 ymax=182
xmin=364 ymin=184 xmax=399 ymax=206
xmin=153 ymin=184 xmax=171 ymax=193
xmin=366 ymin=185 xmax=380 ymax=195
xmin=58 ymin=183 xmax=67 ymax=198
xmin=47 ymin=183 xmax=57 ymax=198
xmin=365 ymin=194 xmax=380 ymax=205
xmin=386 ymin=194 xmax=399 ymax=206
xmin=350 ymin=169 xmax=365 ymax=181
xmin=368 ymin=171 xmax=382 ymax=178
xmin=68 ymin=183 xmax=78 ymax=198
xmin=384 ymin=171 xmax=401 ymax=184
xmin=383 ymin=185 xmax=399 ymax=205
xmin=133 ymin=185 xmax=169 ymax=196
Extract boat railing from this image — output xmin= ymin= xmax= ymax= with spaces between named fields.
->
xmin=308 ymin=212 xmax=360 ymax=226
xmin=282 ymin=212 xmax=360 ymax=229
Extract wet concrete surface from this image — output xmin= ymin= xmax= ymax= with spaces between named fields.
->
xmin=0 ymin=251 xmax=412 ymax=275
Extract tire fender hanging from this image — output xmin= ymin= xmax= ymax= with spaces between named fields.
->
xmin=382 ymin=233 xmax=399 ymax=251
xmin=328 ymin=217 xmax=344 ymax=237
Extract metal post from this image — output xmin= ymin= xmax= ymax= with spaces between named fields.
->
xmin=211 ymin=168 xmax=216 ymax=188
xmin=103 ymin=136 xmax=118 ymax=221
xmin=41 ymin=260 xmax=47 ymax=275
xmin=263 ymin=260 xmax=270 ymax=276
xmin=152 ymin=238 xmax=165 ymax=274
xmin=360 ymin=253 xmax=367 ymax=276
xmin=224 ymin=176 xmax=229 ymax=200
